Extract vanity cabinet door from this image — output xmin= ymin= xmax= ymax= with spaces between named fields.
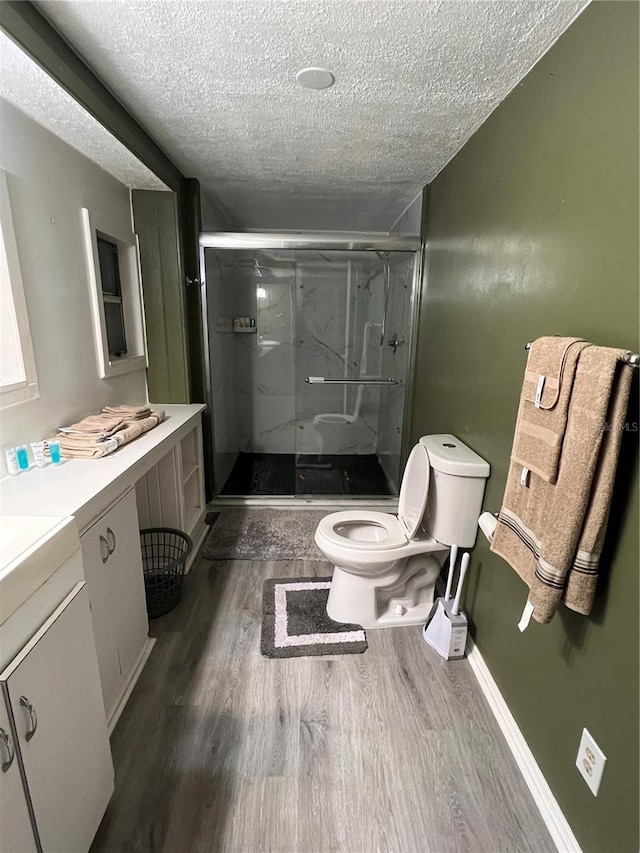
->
xmin=102 ymin=488 xmax=148 ymax=681
xmin=81 ymin=511 xmax=122 ymax=719
xmin=0 ymin=583 xmax=114 ymax=853
xmin=81 ymin=487 xmax=149 ymax=722
xmin=0 ymin=700 xmax=37 ymax=853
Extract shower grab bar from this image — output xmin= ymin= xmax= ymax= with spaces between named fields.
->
xmin=524 ymin=341 xmax=639 ymax=367
xmin=306 ymin=377 xmax=398 ymax=385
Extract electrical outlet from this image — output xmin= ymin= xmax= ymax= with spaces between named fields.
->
xmin=576 ymin=728 xmax=606 ymax=796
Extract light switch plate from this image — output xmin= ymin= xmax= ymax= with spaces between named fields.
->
xmin=576 ymin=727 xmax=606 ymax=796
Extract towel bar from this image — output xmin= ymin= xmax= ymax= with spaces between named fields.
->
xmin=305 ymin=377 xmax=398 ymax=385
xmin=524 ymin=341 xmax=639 ymax=367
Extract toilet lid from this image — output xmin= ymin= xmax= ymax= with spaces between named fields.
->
xmin=398 ymin=443 xmax=430 ymax=539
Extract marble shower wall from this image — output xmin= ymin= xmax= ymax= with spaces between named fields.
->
xmin=235 ymin=253 xmax=297 ymax=452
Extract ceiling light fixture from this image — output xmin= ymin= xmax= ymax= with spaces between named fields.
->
xmin=296 ymin=67 xmax=335 ymax=90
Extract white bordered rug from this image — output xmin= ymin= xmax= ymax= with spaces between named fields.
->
xmin=260 ymin=577 xmax=368 ymax=658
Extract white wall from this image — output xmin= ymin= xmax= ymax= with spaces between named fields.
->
xmin=0 ymin=100 xmax=148 ymax=469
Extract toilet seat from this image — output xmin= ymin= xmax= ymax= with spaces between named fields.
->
xmin=316 ymin=444 xmax=432 ymax=552
xmin=316 ymin=511 xmax=409 ymax=551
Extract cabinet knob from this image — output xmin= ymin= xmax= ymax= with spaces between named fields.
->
xmin=106 ymin=526 xmax=117 ymax=555
xmin=99 ymin=535 xmax=110 ymax=563
xmin=20 ymin=696 xmax=38 ymax=741
xmin=0 ymin=727 xmax=15 ymax=771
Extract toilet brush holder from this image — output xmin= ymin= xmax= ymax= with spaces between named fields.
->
xmin=422 ymin=599 xmax=468 ymax=660
xmin=423 ymin=551 xmax=470 ymax=660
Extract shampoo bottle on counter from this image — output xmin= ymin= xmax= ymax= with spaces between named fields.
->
xmin=31 ymin=441 xmax=47 ymax=468
xmin=4 ymin=447 xmax=20 ymax=476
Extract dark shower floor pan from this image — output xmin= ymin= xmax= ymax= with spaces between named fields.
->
xmin=219 ymin=452 xmax=393 ymax=497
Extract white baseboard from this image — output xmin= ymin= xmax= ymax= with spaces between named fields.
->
xmin=466 ymin=638 xmax=582 ymax=853
xmin=107 ymin=636 xmax=156 ymax=735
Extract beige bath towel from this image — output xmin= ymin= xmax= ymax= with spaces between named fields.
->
xmin=62 ymin=414 xmax=126 ymax=439
xmin=57 ymin=434 xmax=112 ymax=448
xmin=511 ymin=336 xmax=588 ymax=483
xmin=103 ymin=404 xmax=152 ymax=420
xmin=57 ymin=410 xmax=165 ymax=459
xmin=491 ymin=345 xmax=633 ymax=623
xmin=58 ymin=441 xmax=117 ymax=459
xmin=563 ymin=360 xmax=634 ymax=615
xmin=50 ymin=434 xmax=118 ymax=459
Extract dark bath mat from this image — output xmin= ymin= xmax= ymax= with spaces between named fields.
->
xmin=202 ymin=508 xmax=331 ymax=561
xmin=261 ymin=577 xmax=368 ymax=658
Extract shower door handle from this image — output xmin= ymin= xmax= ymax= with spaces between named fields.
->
xmin=305 ymin=377 xmax=398 ymax=385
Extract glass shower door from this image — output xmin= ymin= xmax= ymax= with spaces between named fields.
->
xmin=293 ymin=250 xmax=415 ymax=496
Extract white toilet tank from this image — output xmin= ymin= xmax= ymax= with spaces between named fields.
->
xmin=419 ymin=435 xmax=490 ymax=548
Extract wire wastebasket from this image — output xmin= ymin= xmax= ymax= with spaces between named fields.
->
xmin=140 ymin=528 xmax=193 ymax=619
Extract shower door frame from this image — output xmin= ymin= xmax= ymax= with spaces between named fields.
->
xmin=199 ymin=232 xmax=423 ymax=506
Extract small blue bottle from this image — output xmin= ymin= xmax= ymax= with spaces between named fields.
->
xmin=48 ymin=441 xmax=62 ymax=465
xmin=16 ymin=445 xmax=29 ymax=471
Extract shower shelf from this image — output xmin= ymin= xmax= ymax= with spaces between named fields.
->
xmin=233 ymin=328 xmax=256 ymax=334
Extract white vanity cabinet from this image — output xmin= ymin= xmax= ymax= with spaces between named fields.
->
xmin=80 ymin=487 xmax=149 ymax=726
xmin=0 ymin=699 xmax=36 ymax=853
xmin=0 ymin=583 xmax=114 ymax=853
xmin=0 ymin=407 xmax=205 ymax=848
xmin=135 ymin=420 xmax=206 ymax=571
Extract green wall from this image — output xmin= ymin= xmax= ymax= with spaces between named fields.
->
xmin=412 ymin=3 xmax=639 ymax=851
xmin=132 ymin=190 xmax=190 ymax=403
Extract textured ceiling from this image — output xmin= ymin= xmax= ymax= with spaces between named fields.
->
xmin=36 ymin=0 xmax=589 ymax=230
xmin=0 ymin=32 xmax=168 ymax=191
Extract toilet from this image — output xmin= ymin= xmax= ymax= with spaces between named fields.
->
xmin=314 ymin=434 xmax=490 ymax=628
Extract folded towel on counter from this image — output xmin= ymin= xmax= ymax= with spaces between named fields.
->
xmin=54 ymin=438 xmax=118 ymax=459
xmin=511 ymin=337 xmax=588 ymax=483
xmin=56 ymin=410 xmax=165 ymax=459
xmin=55 ymin=434 xmax=114 ymax=449
xmin=61 ymin=415 xmax=126 ymax=439
xmin=491 ymin=345 xmax=633 ymax=623
xmin=103 ymin=404 xmax=152 ymax=420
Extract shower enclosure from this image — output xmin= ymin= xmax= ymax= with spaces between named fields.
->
xmin=200 ymin=233 xmax=421 ymax=500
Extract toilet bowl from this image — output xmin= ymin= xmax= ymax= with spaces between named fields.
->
xmin=314 ymin=434 xmax=490 ymax=628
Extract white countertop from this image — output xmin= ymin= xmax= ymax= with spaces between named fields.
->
xmin=0 ymin=515 xmax=79 ymax=626
xmin=0 ymin=404 xmax=206 ymax=532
